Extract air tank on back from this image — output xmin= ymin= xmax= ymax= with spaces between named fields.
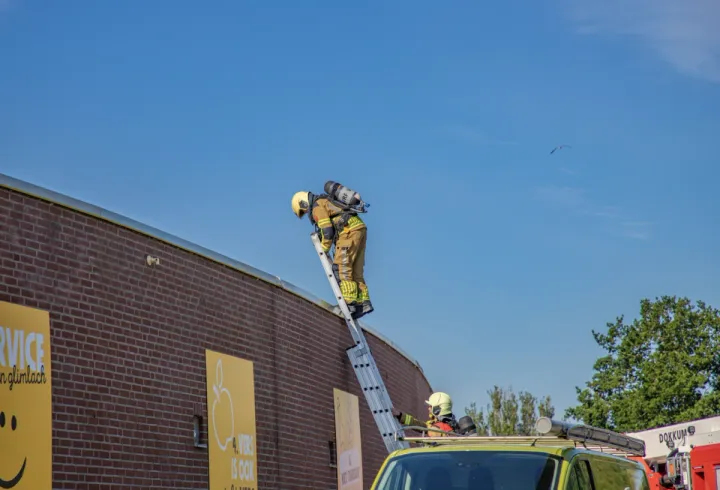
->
xmin=324 ymin=181 xmax=369 ymax=211
xmin=457 ymin=415 xmax=477 ymax=436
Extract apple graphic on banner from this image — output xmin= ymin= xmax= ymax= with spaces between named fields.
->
xmin=212 ymin=359 xmax=235 ymax=451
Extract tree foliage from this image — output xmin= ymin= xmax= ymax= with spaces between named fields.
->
xmin=464 ymin=402 xmax=488 ymax=436
xmin=565 ymin=296 xmax=720 ymax=432
xmin=465 ymin=386 xmax=556 ymax=436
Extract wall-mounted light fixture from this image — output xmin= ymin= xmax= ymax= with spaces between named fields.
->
xmin=193 ymin=414 xmax=207 ymax=449
xmin=146 ymin=254 xmax=161 ymax=266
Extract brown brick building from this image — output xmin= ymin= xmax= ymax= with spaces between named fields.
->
xmin=0 ymin=174 xmax=433 ymax=489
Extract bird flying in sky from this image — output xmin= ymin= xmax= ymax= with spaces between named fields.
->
xmin=550 ymin=145 xmax=571 ymax=154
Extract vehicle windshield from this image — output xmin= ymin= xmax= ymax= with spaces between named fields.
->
xmin=374 ymin=450 xmax=559 ymax=490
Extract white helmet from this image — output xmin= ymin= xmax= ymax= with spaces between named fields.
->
xmin=291 ymin=191 xmax=311 ymax=218
xmin=426 ymin=392 xmax=452 ymax=417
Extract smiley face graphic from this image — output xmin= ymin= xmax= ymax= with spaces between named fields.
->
xmin=0 ymin=411 xmax=26 ymax=489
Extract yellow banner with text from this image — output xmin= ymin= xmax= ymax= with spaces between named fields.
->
xmin=334 ymin=388 xmax=363 ymax=490
xmin=205 ymin=349 xmax=258 ymax=490
xmin=0 ymin=300 xmax=52 ymax=490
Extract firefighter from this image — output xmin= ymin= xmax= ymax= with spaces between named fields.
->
xmin=393 ymin=392 xmax=459 ymax=437
xmin=291 ymin=190 xmax=373 ymax=320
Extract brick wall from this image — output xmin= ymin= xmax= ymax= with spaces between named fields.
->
xmin=0 ymin=186 xmax=433 ymax=489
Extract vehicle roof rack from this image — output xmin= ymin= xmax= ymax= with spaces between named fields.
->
xmin=395 ymin=417 xmax=646 ymax=458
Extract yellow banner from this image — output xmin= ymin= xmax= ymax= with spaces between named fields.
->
xmin=0 ymin=301 xmax=52 ymax=490
xmin=205 ymin=349 xmax=258 ymax=490
xmin=334 ymin=388 xmax=363 ymax=490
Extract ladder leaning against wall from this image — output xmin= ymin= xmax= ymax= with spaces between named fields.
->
xmin=310 ymin=232 xmax=409 ymax=454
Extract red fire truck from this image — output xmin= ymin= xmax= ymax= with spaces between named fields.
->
xmin=624 ymin=416 xmax=720 ymax=490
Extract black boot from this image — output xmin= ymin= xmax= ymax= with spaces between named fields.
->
xmin=333 ymin=302 xmax=359 ymax=317
xmin=351 ymin=301 xmax=373 ymax=320
xmin=361 ymin=300 xmax=374 ymax=315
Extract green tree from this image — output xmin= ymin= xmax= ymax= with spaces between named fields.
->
xmin=488 ymin=385 xmax=519 ymax=435
xmin=465 ymin=386 xmax=555 ymax=436
xmin=538 ymin=395 xmax=555 ymax=419
xmin=518 ymin=391 xmax=537 ymax=436
xmin=464 ymin=401 xmax=489 ymax=436
xmin=565 ymin=296 xmax=720 ymax=432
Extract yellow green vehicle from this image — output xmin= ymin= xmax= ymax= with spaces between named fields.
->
xmin=370 ymin=417 xmax=651 ymax=490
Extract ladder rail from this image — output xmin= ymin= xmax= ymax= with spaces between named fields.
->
xmin=310 ymin=232 xmax=409 ymax=453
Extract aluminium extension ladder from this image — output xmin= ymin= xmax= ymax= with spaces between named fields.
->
xmin=310 ymin=232 xmax=410 ymax=454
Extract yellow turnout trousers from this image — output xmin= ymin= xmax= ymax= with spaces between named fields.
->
xmin=333 ymin=227 xmax=370 ymax=305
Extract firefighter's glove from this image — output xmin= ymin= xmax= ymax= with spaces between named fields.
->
xmin=392 ymin=409 xmax=414 ymax=427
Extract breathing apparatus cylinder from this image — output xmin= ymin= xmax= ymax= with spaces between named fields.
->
xmin=324 ymin=181 xmax=369 ymax=211
xmin=457 ymin=415 xmax=477 ymax=436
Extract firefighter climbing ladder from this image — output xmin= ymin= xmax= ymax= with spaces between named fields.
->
xmin=310 ymin=232 xmax=410 ymax=454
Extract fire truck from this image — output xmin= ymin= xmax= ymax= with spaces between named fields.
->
xmin=623 ymin=415 xmax=720 ymax=490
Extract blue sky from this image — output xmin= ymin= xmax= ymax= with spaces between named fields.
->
xmin=1 ymin=0 xmax=719 ymax=421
